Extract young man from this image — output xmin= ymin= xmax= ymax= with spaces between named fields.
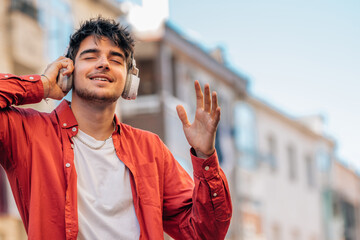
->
xmin=0 ymin=18 xmax=231 ymax=239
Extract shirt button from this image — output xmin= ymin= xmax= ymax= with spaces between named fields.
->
xmin=204 ymin=166 xmax=210 ymax=171
xmin=29 ymin=76 xmax=34 ymax=80
xmin=63 ymin=123 xmax=67 ymax=127
xmin=72 ymin=127 xmax=77 ymax=132
xmin=213 ymin=193 xmax=218 ymax=197
xmin=4 ymin=75 xmax=8 ymax=78
xmin=71 ymin=144 xmax=74 ymax=149
xmin=65 ymin=163 xmax=71 ymax=168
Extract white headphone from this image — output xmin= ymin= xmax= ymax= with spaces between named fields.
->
xmin=122 ymin=58 xmax=140 ymax=100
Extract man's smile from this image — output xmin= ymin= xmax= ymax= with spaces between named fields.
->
xmin=88 ymin=74 xmax=113 ymax=82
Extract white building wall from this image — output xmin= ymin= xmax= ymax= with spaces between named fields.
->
xmin=240 ymin=97 xmax=334 ymax=240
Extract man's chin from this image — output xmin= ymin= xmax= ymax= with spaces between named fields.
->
xmin=74 ymin=89 xmax=120 ymax=104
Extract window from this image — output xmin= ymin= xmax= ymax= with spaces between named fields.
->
xmin=171 ymin=55 xmax=177 ymax=98
xmin=267 ymin=134 xmax=277 ymax=171
xmin=305 ymin=155 xmax=316 ymax=188
xmin=137 ymin=59 xmax=157 ymax=95
xmin=234 ymin=102 xmax=258 ymax=170
xmin=316 ymin=145 xmax=331 ymax=172
xmin=287 ymin=145 xmax=297 ymax=181
xmin=342 ymin=201 xmax=357 ymax=240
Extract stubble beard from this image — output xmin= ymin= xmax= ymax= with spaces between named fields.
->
xmin=74 ymin=86 xmax=120 ymax=104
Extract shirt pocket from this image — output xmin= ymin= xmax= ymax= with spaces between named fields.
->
xmin=135 ymin=162 xmax=161 ymax=208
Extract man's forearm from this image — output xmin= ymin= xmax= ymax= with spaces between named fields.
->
xmin=188 ymin=150 xmax=232 ymax=238
xmin=164 ymin=149 xmax=232 ymax=239
xmin=0 ymin=74 xmax=44 ymax=108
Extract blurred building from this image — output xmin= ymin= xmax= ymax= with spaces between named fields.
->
xmin=233 ymin=96 xmax=336 ymax=240
xmin=327 ymin=160 xmax=360 ymax=240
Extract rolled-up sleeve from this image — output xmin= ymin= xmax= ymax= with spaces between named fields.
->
xmin=0 ymin=74 xmax=44 ymax=108
xmin=163 ymin=146 xmax=232 ymax=240
xmin=191 ymin=149 xmax=232 ymax=223
xmin=0 ymin=74 xmax=44 ymax=170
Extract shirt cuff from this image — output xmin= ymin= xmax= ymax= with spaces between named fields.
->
xmin=190 ymin=148 xmax=220 ymax=179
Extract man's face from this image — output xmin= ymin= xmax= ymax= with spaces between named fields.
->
xmin=72 ymin=35 xmax=127 ymax=103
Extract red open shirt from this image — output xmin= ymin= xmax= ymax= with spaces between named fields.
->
xmin=0 ymin=74 xmax=232 ymax=239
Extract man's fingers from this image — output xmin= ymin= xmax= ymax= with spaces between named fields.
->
xmin=194 ymin=80 xmax=204 ymax=109
xmin=63 ymin=60 xmax=74 ymax=76
xmin=44 ymin=57 xmax=74 ymax=82
xmin=213 ymin=107 xmax=221 ymax=127
xmin=211 ymin=91 xmax=218 ymax=118
xmin=215 ymin=107 xmax=221 ymax=124
xmin=204 ymin=84 xmax=211 ymax=113
xmin=56 ymin=58 xmax=74 ymax=76
xmin=176 ymin=105 xmax=190 ymax=127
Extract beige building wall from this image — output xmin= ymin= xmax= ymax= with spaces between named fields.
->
xmin=71 ymin=0 xmax=123 ymax=28
xmin=333 ymin=162 xmax=360 ymax=205
xmin=0 ymin=0 xmax=124 ymax=239
xmin=0 ymin=1 xmax=13 ymax=73
xmin=331 ymin=161 xmax=360 ymax=239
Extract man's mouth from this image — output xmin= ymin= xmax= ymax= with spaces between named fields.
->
xmin=91 ymin=77 xmax=109 ymax=82
xmin=89 ymin=74 xmax=113 ymax=82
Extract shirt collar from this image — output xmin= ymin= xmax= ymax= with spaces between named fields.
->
xmin=55 ymin=100 xmax=78 ymax=130
xmin=55 ymin=100 xmax=122 ymax=135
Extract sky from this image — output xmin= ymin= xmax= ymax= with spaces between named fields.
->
xmin=164 ymin=0 xmax=360 ymax=170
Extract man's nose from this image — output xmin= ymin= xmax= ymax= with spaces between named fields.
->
xmin=95 ymin=56 xmax=110 ymax=70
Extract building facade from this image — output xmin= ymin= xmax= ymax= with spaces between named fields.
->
xmin=328 ymin=161 xmax=360 ymax=240
xmin=233 ymin=96 xmax=336 ymax=240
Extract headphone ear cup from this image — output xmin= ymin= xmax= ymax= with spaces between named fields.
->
xmin=122 ymin=73 xmax=140 ymax=100
xmin=57 ymin=68 xmax=73 ymax=93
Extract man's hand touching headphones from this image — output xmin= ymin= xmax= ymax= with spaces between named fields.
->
xmin=41 ymin=56 xmax=74 ymax=100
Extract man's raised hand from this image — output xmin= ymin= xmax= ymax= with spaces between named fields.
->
xmin=176 ymin=80 xmax=221 ymax=159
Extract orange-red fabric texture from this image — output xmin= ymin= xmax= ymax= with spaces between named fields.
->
xmin=0 ymin=74 xmax=232 ymax=239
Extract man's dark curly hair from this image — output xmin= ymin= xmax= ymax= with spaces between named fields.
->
xmin=66 ymin=17 xmax=135 ymax=70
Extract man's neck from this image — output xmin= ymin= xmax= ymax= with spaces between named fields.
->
xmin=71 ymin=96 xmax=117 ymax=141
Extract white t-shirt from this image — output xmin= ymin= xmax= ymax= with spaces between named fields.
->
xmin=73 ymin=129 xmax=140 ymax=240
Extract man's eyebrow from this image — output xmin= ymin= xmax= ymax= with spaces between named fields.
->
xmin=109 ymin=50 xmax=125 ymax=60
xmin=78 ymin=49 xmax=99 ymax=57
xmin=78 ymin=49 xmax=125 ymax=60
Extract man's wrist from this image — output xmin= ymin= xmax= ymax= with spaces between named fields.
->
xmin=41 ymin=74 xmax=50 ymax=99
xmin=192 ymin=148 xmax=215 ymax=159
